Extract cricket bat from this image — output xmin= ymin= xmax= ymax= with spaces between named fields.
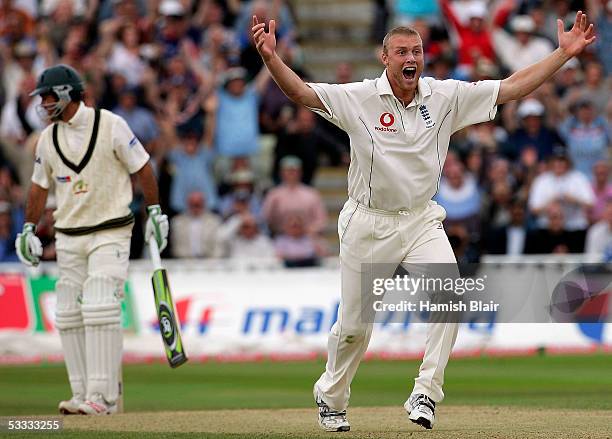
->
xmin=149 ymin=238 xmax=188 ymax=368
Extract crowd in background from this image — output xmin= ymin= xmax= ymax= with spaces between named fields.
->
xmin=0 ymin=0 xmax=610 ymax=265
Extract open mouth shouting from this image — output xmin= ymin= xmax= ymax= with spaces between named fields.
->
xmin=402 ymin=66 xmax=417 ymax=80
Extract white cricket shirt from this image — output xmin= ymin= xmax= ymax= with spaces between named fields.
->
xmin=32 ymin=102 xmax=150 ymax=231
xmin=307 ymin=71 xmax=500 ymax=211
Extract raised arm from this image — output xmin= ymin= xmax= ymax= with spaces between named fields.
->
xmin=251 ymin=16 xmax=324 ymax=110
xmin=439 ymin=0 xmax=464 ymax=32
xmin=497 ymin=11 xmax=596 ymax=104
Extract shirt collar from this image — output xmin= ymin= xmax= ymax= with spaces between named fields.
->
xmin=63 ymin=102 xmax=88 ymax=127
xmin=376 ymin=69 xmax=432 ymax=107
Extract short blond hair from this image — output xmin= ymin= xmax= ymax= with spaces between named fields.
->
xmin=382 ymin=26 xmax=421 ymax=54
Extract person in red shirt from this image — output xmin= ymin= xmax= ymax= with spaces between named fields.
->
xmin=440 ymin=0 xmax=496 ymax=75
xmin=0 ymin=0 xmax=34 ymax=43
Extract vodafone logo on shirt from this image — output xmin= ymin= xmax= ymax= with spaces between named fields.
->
xmin=375 ymin=112 xmax=398 ymax=133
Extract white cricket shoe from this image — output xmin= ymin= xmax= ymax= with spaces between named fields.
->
xmin=315 ymin=394 xmax=350 ymax=432
xmin=78 ymin=394 xmax=117 ymax=415
xmin=58 ymin=396 xmax=84 ymax=415
xmin=405 ymin=393 xmax=436 ymax=430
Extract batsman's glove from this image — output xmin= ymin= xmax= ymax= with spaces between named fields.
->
xmin=15 ymin=222 xmax=43 ymax=267
xmin=145 ymin=204 xmax=169 ymax=252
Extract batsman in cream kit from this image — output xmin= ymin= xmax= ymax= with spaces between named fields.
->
xmin=253 ymin=9 xmax=596 ymax=432
xmin=15 ymin=65 xmax=170 ymax=415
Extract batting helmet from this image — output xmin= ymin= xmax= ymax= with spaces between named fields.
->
xmin=30 ymin=64 xmax=84 ymax=121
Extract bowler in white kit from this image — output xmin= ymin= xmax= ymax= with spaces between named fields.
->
xmin=15 ymin=64 xmax=169 ymax=415
xmin=252 ymin=11 xmax=595 ymax=432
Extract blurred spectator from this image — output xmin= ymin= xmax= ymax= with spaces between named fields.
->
xmin=170 ymin=191 xmax=223 ymax=258
xmin=0 ymin=163 xmax=24 ymax=235
xmin=585 ymin=198 xmax=612 ymax=256
xmin=273 ymin=106 xmax=347 ymax=185
xmin=513 ymin=144 xmax=541 ymax=199
xmin=371 ymin=0 xmax=390 ymax=43
xmin=393 ymin=0 xmax=440 ymax=25
xmin=262 ymin=156 xmax=327 ymax=236
xmin=39 ymin=2 xmax=78 ymax=50
xmin=528 ymin=148 xmax=595 ymax=233
xmin=525 ymin=201 xmax=584 ymax=253
xmin=217 ymin=155 xmax=252 ymax=193
xmin=240 ymin=0 xmax=295 ymax=38
xmin=218 ymin=169 xmax=263 ymax=221
xmin=590 ymin=0 xmax=612 ymax=75
xmin=485 ymin=199 xmax=528 ymax=255
xmin=12 ymin=0 xmax=36 ymax=18
xmin=234 ymin=0 xmax=295 ymax=77
xmin=464 ymin=146 xmax=486 ymax=185
xmin=215 ymin=66 xmax=270 ymax=158
xmin=0 ymin=166 xmax=24 ymax=231
xmin=531 ymin=0 xmax=575 ymax=44
xmin=58 ymin=24 xmax=91 ymax=75
xmin=0 ymin=200 xmax=17 ymax=261
xmin=410 ymin=18 xmax=450 ymax=63
xmin=259 ymin=79 xmax=294 ymax=135
xmin=465 ymin=119 xmax=506 ymax=155
xmin=167 ymin=129 xmax=218 ymax=214
xmin=332 ymin=64 xmax=353 ymax=86
xmin=98 ymin=0 xmax=146 ymax=24
xmin=274 ymin=213 xmax=322 ymax=268
xmin=314 ymin=63 xmax=351 ymax=162
xmin=493 ymin=12 xmax=554 ymax=73
xmin=554 ymin=56 xmax=581 ymax=98
xmin=219 ymin=212 xmax=275 ymax=259
xmin=447 ymin=223 xmax=479 ymax=263
xmin=472 ymin=57 xmax=501 ymax=81
xmin=434 ymin=160 xmax=481 ymax=236
xmin=426 ymin=52 xmax=454 ymax=80
xmin=197 ymin=22 xmax=239 ymax=75
xmin=507 ymin=98 xmax=563 ymax=161
xmin=98 ymin=21 xmax=149 ymax=88
xmin=1 ymin=38 xmax=40 ymax=103
xmin=559 ymin=98 xmax=610 ymax=178
xmin=485 ymin=181 xmax=513 ymax=229
xmin=257 ymin=40 xmax=302 ymax=136
xmin=563 ymin=61 xmax=610 ymax=114
xmin=158 ymin=55 xmax=208 ymax=136
xmin=440 ymin=0 xmax=495 ymax=74
xmin=590 ymin=161 xmax=612 ymax=223
xmin=0 ymin=0 xmax=35 ymax=44
xmin=0 ymin=71 xmax=44 ymax=144
xmin=41 ymin=0 xmax=87 ymax=20
xmin=155 ymin=0 xmax=201 ymax=61
xmin=112 ymin=86 xmax=160 ymax=147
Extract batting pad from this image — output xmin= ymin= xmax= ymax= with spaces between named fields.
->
xmin=55 ymin=280 xmax=86 ymax=400
xmin=81 ymin=276 xmax=123 ymax=404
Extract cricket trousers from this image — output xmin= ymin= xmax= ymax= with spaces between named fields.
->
xmin=314 ymin=198 xmax=459 ymax=411
xmin=54 ymin=225 xmax=132 ymax=404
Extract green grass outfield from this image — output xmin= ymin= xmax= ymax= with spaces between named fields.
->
xmin=1 ymin=353 xmax=611 ymax=416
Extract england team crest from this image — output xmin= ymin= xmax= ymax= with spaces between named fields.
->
xmin=419 ymin=105 xmax=435 ymax=129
